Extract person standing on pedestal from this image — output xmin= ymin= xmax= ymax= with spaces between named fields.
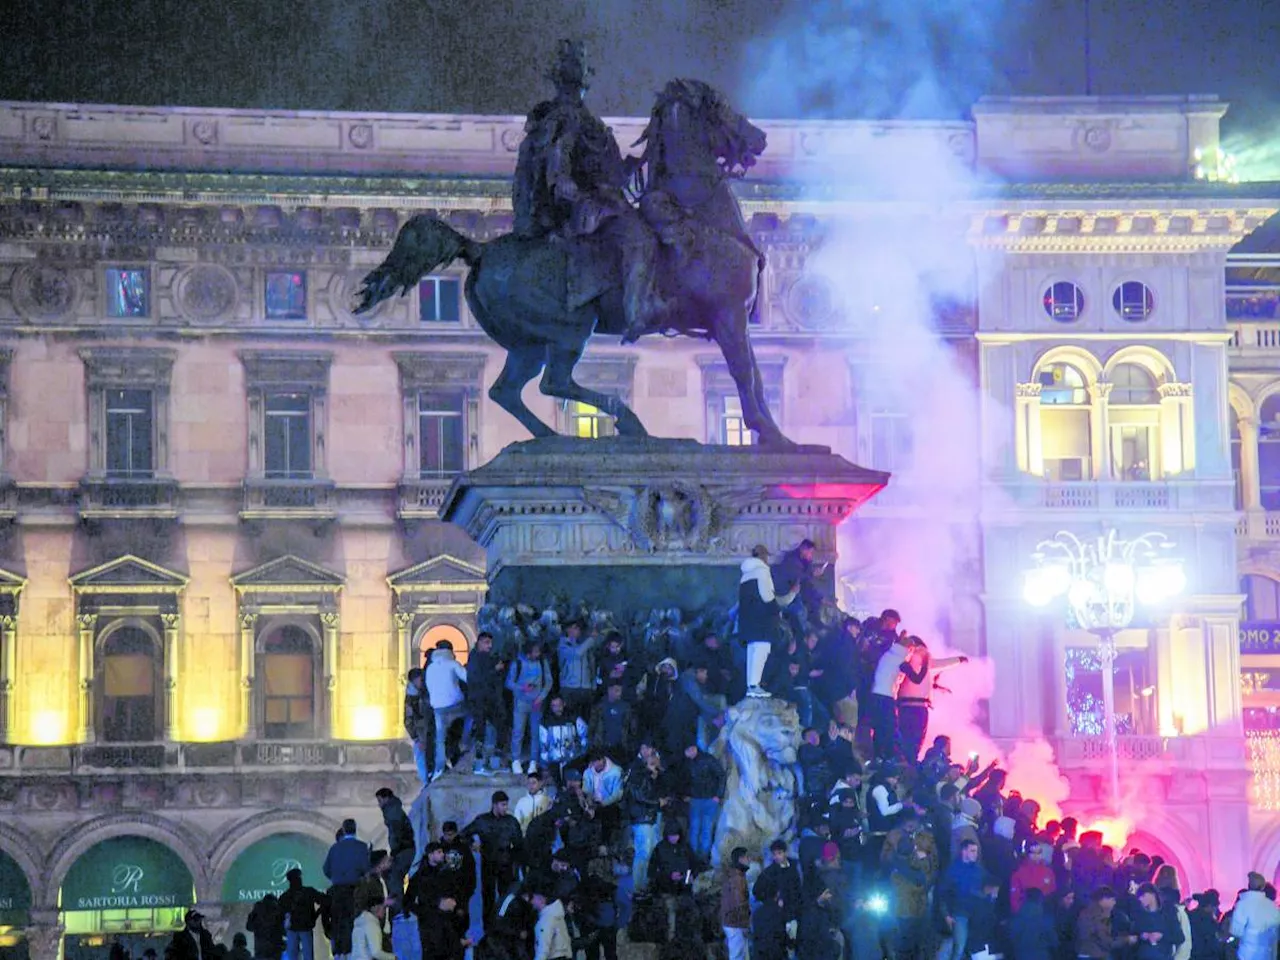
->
xmin=738 ymin=545 xmax=799 ymax=699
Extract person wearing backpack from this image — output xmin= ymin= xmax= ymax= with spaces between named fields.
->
xmin=506 ymin=639 xmax=552 ymax=776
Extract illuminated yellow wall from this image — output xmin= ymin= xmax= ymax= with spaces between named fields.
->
xmin=14 ymin=530 xmax=77 ymax=745
xmin=179 ymin=530 xmax=242 ymax=743
xmin=336 ymin=527 xmax=399 ymax=741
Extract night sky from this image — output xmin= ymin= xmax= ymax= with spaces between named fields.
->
xmin=2 ymin=0 xmax=1277 ymax=140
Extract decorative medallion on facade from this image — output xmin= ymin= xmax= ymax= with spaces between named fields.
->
xmin=500 ymin=127 xmax=523 ymax=152
xmin=347 ymin=123 xmax=373 ymax=149
xmin=785 ymin=274 xmax=837 ymax=330
xmin=580 ymin=483 xmax=765 ymax=554
xmin=175 ymin=264 xmax=238 ymax=321
xmin=1081 ymin=125 xmax=1113 ymax=153
xmin=30 ymin=116 xmax=55 ymax=141
xmin=191 ymin=120 xmax=218 ymax=146
xmin=11 ymin=264 xmax=76 ymax=321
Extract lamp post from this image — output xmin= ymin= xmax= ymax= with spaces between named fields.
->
xmin=1023 ymin=529 xmax=1185 ymax=809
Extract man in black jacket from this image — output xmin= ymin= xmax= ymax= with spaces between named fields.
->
xmin=672 ymin=743 xmax=725 ymax=863
xmin=375 ymin=787 xmax=416 ymax=913
xmin=467 ymin=631 xmax=508 ymax=774
xmin=419 ymin=894 xmax=470 ymax=960
xmin=649 ymin=823 xmax=697 ymax=942
xmin=167 ymin=910 xmax=217 ymax=960
xmin=462 ymin=790 xmax=524 ymax=922
xmin=739 ymin=546 xmax=799 ymax=699
xmin=754 ymin=840 xmax=804 ymax=935
xmin=278 ymin=868 xmax=327 ymax=960
xmin=246 ymin=894 xmax=285 ymax=960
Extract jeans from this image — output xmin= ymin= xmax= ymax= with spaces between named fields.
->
xmin=723 ymin=926 xmax=750 ymax=960
xmin=412 ymin=739 xmax=429 ymax=784
xmin=434 ymin=702 xmax=470 ymax=774
xmin=285 ymin=930 xmax=313 ymax=960
xmin=689 ymin=797 xmax=719 ymax=860
xmin=388 ymin=847 xmax=414 ymax=912
xmin=510 ymin=698 xmax=542 ymax=765
xmin=631 ymin=821 xmax=662 ymax=890
xmin=897 ymin=702 xmax=929 ymax=763
xmin=867 ymin=693 xmax=898 ymax=761
xmin=469 ymin=697 xmax=503 ymax=765
xmin=938 ymin=915 xmax=970 ymax=960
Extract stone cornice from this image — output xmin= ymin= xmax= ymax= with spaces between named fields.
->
xmin=968 ymin=206 xmax=1278 ymax=253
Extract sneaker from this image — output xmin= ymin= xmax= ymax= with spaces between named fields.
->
xmin=474 ymin=765 xmax=494 ymax=777
xmin=526 ymin=761 xmax=538 ymax=775
xmin=512 ymin=760 xmax=524 ymax=775
xmin=747 ymin=685 xmax=771 ymax=699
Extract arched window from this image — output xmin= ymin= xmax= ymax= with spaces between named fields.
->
xmin=1242 ymin=574 xmax=1280 ymax=621
xmin=1231 ymin=407 xmax=1243 ymax=509
xmin=1108 ymin=363 xmax=1161 ymax=481
xmin=99 ymin=627 xmax=160 ymax=743
xmin=1260 ymin=395 xmax=1280 ymax=510
xmin=261 ymin=625 xmax=316 ymax=740
xmin=419 ymin=623 xmax=471 ymax=668
xmin=1037 ymin=362 xmax=1091 ymax=481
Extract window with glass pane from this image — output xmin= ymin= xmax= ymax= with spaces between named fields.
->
xmin=1038 ymin=363 xmax=1088 ymax=405
xmin=100 ymin=628 xmax=157 ymax=742
xmin=1042 ymin=281 xmax=1084 ymax=321
xmin=263 ymin=626 xmax=315 ymax=740
xmin=264 ymin=271 xmax=307 ymax=320
xmin=1064 ymin=645 xmax=1154 ymax=736
xmin=721 ymin=395 xmax=753 ymax=446
xmin=419 ymin=277 xmax=461 ymax=323
xmin=1109 ymin=363 xmax=1159 ymax=404
xmin=1111 ymin=425 xmax=1153 ymax=480
xmin=870 ymin=411 xmax=912 ymax=470
xmin=105 ymin=388 xmax=154 ymax=478
xmin=105 ymin=268 xmax=149 ymax=318
xmin=264 ymin=393 xmax=312 ymax=479
xmin=1260 ymin=396 xmax=1280 ymax=510
xmin=419 ymin=393 xmax=465 ymax=477
xmin=570 ymin=401 xmax=613 ymax=439
xmin=1242 ymin=574 xmax=1280 ymax=621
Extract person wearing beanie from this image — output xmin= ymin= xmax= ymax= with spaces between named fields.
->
xmin=1230 ymin=874 xmax=1280 ymax=960
xmin=951 ymin=796 xmax=982 ymax=861
xmin=720 ymin=847 xmax=752 ymax=960
xmin=461 ymin=790 xmax=523 ymax=923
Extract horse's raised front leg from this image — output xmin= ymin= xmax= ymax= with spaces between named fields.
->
xmin=712 ymin=306 xmax=795 ymax=449
xmin=490 ymin=345 xmax=556 ymax=439
xmin=541 ymin=345 xmax=649 ymax=438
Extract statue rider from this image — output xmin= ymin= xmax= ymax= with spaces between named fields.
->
xmin=512 ymin=40 xmax=669 ymax=344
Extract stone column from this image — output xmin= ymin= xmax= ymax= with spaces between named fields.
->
xmin=1089 ymin=382 xmax=1113 ymax=480
xmin=0 ymin=615 xmax=14 ymax=743
xmin=321 ymin=611 xmax=339 ymax=738
xmin=1015 ymin=383 xmax=1044 ymax=476
xmin=23 ymin=910 xmax=65 ymax=960
xmin=1158 ymin=382 xmax=1195 ymax=477
xmin=239 ymin=611 xmax=258 ymax=740
xmin=76 ymin=613 xmax=98 ymax=743
xmin=161 ymin=613 xmax=180 ymax=742
xmin=394 ymin=610 xmax=414 ymax=686
xmin=1240 ymin=415 xmax=1262 ymax=518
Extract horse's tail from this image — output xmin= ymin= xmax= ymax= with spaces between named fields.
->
xmin=353 ymin=214 xmax=482 ymax=314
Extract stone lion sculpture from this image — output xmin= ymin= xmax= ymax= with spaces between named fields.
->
xmin=710 ymin=696 xmax=802 ymax=867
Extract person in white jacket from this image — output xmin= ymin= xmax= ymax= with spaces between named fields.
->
xmin=349 ymin=895 xmax=395 ymax=960
xmin=896 ymin=640 xmax=969 ymax=762
xmin=425 ymin=639 xmax=471 ymax=780
xmin=738 ymin=546 xmax=799 ymax=698
xmin=530 ymin=889 xmax=574 ymax=960
xmin=1230 ymin=873 xmax=1280 ymax=960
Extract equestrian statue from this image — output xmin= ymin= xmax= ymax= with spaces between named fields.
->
xmin=355 ymin=40 xmax=796 ymax=449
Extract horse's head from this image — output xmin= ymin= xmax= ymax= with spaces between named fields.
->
xmin=640 ymin=78 xmax=767 ymax=179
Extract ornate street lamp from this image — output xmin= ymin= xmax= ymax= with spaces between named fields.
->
xmin=1023 ymin=529 xmax=1185 ymax=808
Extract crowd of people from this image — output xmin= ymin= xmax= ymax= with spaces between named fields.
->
xmin=119 ymin=541 xmax=1278 ymax=960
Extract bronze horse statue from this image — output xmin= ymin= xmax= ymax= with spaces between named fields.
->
xmin=355 ymin=79 xmax=795 ymax=449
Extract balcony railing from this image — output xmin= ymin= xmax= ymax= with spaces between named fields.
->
xmin=241 ymin=477 xmax=338 ymax=521
xmin=1236 ymin=511 xmax=1280 ymax=540
xmin=0 ymin=739 xmax=412 ymax=775
xmin=397 ymin=476 xmax=456 ymax=520
xmin=79 ymin=477 xmax=180 ymax=520
xmin=1007 ymin=480 xmax=1232 ymax=513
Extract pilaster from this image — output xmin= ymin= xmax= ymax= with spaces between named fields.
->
xmin=1089 ymin=382 xmax=1113 ymax=480
xmin=1239 ymin=415 xmax=1262 ymax=511
xmin=321 ymin=611 xmax=339 ymax=738
xmin=1015 ymin=383 xmax=1044 ymax=476
xmin=76 ymin=613 xmax=97 ymax=743
xmin=394 ymin=611 xmax=414 ymax=686
xmin=1158 ymin=382 xmax=1195 ymax=477
xmin=0 ymin=615 xmax=14 ymax=743
xmin=161 ymin=613 xmax=180 ymax=742
xmin=238 ymin=611 xmax=258 ymax=740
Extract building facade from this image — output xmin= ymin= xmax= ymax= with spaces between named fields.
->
xmin=0 ymin=95 xmax=1276 ymax=955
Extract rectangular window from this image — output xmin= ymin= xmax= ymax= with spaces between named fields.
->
xmin=1041 ymin=407 xmax=1092 ymax=481
xmin=263 ymin=652 xmax=314 ymax=740
xmin=105 ymin=267 xmax=149 ymax=318
xmin=1111 ymin=424 xmax=1154 ymax=481
xmin=570 ymin=401 xmax=613 ymax=439
xmin=419 ymin=277 xmax=461 ymax=323
xmin=1064 ymin=645 xmax=1155 ymax=737
xmin=721 ymin=394 xmax=754 ymax=446
xmin=264 ymin=271 xmax=307 ymax=320
xmin=263 ymin=393 xmax=312 ymax=479
xmin=869 ymin=411 xmax=912 ymax=470
xmin=418 ymin=393 xmax=465 ymax=477
xmin=105 ymin=388 xmax=154 ymax=478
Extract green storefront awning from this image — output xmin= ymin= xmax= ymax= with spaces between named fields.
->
xmin=62 ymin=837 xmax=194 ymax=912
xmin=222 ymin=833 xmax=328 ymax=904
xmin=0 ymin=848 xmax=32 ymax=924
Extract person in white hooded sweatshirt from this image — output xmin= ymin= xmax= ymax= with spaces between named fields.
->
xmin=529 ymin=888 xmax=573 ymax=960
xmin=1230 ymin=872 xmax=1280 ymax=960
xmin=739 ymin=545 xmax=800 ymax=698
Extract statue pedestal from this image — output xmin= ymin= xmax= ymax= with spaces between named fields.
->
xmin=441 ymin=437 xmax=886 ymax=613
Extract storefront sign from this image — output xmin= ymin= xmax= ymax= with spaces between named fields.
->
xmin=1241 ymin=622 xmax=1280 ymax=653
xmin=62 ymin=837 xmax=193 ymax=912
xmin=221 ymin=833 xmax=327 ymax=903
xmin=0 ymin=849 xmax=32 ymax=923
